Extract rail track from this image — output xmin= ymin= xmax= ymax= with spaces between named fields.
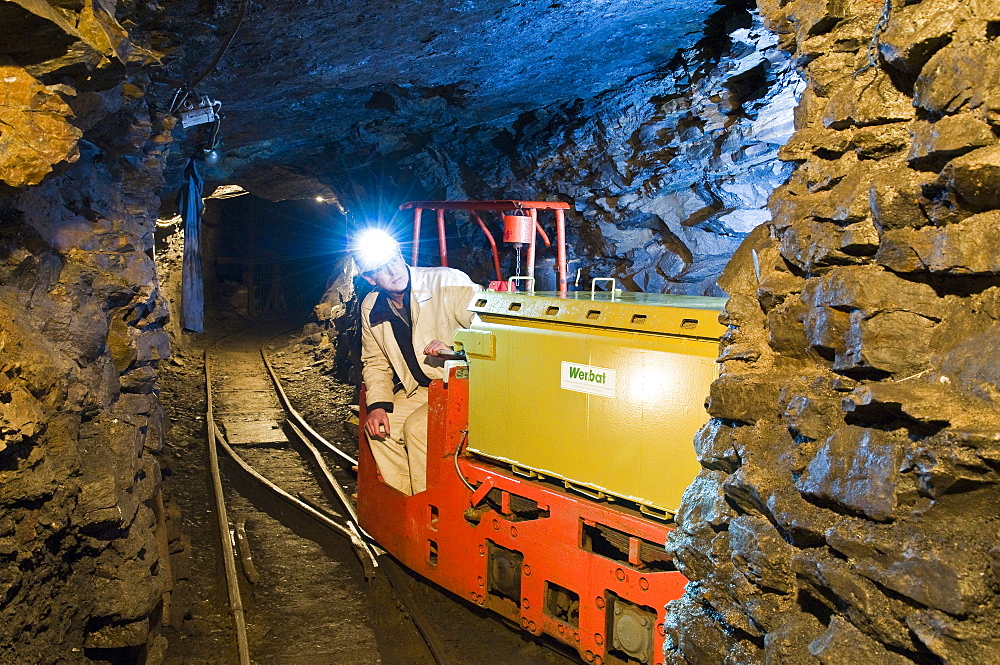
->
xmin=197 ymin=328 xmax=581 ymax=665
xmin=202 ymin=331 xmax=449 ymax=665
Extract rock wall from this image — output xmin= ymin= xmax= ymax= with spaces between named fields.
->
xmin=483 ymin=7 xmax=803 ymax=295
xmin=664 ymin=0 xmax=1000 ymax=663
xmin=320 ymin=2 xmax=803 ymax=295
xmin=0 ymin=1 xmax=176 ymax=662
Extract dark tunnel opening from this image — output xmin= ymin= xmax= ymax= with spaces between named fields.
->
xmin=157 ymin=195 xmax=347 ymax=320
xmin=212 ymin=196 xmax=344 ymax=317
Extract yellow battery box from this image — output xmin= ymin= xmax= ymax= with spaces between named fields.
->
xmin=454 ymin=290 xmax=727 ymax=516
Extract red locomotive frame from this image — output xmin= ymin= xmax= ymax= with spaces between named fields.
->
xmin=357 ymin=373 xmax=687 ymax=665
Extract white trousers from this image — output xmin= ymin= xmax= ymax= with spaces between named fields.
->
xmin=367 ymin=386 xmax=428 ymax=495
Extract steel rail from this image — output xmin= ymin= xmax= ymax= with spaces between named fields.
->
xmin=284 ymin=419 xmax=369 ymax=538
xmin=204 ymin=333 xmax=449 ymax=665
xmin=204 ymin=353 xmax=252 ymax=665
xmin=260 ymin=349 xmax=358 ymax=469
xmin=212 ymin=426 xmax=379 ymax=577
xmin=259 ymin=347 xmax=453 ymax=665
xmin=282 ymin=420 xmax=454 ymax=664
xmin=378 ymin=558 xmax=453 ymax=665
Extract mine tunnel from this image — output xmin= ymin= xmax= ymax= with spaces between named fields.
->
xmin=2 ymin=0 xmax=1000 ymax=664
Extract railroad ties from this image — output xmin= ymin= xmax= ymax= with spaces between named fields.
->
xmin=202 ymin=329 xmax=446 ymax=665
xmin=212 ymin=351 xmax=290 ymax=447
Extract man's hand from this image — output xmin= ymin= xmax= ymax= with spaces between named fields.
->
xmin=423 ymin=339 xmax=452 ymax=357
xmin=365 ymin=408 xmax=390 ymax=439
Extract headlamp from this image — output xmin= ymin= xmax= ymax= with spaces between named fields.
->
xmin=351 ymin=228 xmax=400 ymax=273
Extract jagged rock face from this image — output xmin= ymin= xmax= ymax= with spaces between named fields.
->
xmin=1 ymin=0 xmax=174 ymax=661
xmin=664 ymin=1 xmax=1000 ymax=663
xmin=8 ymin=1 xmax=999 ymax=664
xmin=497 ymin=11 xmax=803 ymax=294
xmin=149 ymin=0 xmax=801 ymax=294
xmin=325 ymin=6 xmax=803 ymax=295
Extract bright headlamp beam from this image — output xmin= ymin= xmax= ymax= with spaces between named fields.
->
xmin=352 ymin=228 xmax=400 ymax=273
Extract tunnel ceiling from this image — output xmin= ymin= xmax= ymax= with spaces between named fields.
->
xmin=147 ymin=0 xmax=724 ymax=200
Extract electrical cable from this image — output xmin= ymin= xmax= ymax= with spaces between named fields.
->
xmin=208 ymin=115 xmax=221 ymax=148
xmin=163 ymin=0 xmax=250 ymax=111
xmin=854 ymin=0 xmax=893 ymax=78
xmin=167 ymin=87 xmax=189 ymax=115
xmin=187 ymin=0 xmax=249 ymax=91
xmin=453 ymin=430 xmax=477 ymax=493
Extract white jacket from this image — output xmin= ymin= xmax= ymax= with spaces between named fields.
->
xmin=360 ymin=266 xmax=479 ymax=409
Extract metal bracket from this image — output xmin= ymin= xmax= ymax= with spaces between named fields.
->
xmin=178 ymin=95 xmax=222 ymax=128
xmin=442 ymin=359 xmax=468 ymax=385
xmin=469 ymin=476 xmax=496 ymax=507
xmin=508 ymin=276 xmax=536 ymax=293
xmin=591 ymin=277 xmax=618 ymax=300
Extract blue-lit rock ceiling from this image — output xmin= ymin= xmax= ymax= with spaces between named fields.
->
xmin=157 ymin=0 xmax=720 ymax=159
xmin=149 ymin=0 xmax=801 ymax=294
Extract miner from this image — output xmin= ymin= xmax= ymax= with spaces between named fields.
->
xmin=351 ymin=228 xmax=479 ymax=494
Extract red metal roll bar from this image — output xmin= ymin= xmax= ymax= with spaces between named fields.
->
xmin=400 ymin=200 xmax=570 ymax=294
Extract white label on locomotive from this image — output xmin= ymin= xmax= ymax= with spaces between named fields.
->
xmin=560 ymin=361 xmax=617 ymax=398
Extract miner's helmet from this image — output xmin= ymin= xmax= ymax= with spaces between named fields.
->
xmin=350 ymin=228 xmax=401 ymax=274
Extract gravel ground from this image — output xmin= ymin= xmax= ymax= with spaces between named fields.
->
xmin=268 ymin=327 xmax=577 ymax=665
xmin=157 ymin=315 xmax=576 ymax=665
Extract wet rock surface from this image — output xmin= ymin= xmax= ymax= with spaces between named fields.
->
xmin=664 ymin=0 xmax=1000 ymax=663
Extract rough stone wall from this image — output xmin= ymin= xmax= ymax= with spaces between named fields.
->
xmin=319 ymin=3 xmax=802 ymax=295
xmin=664 ymin=0 xmax=1000 ymax=663
xmin=483 ymin=8 xmax=804 ymax=295
xmin=1 ymin=1 xmax=176 ymax=662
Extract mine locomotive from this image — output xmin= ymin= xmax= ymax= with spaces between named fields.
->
xmin=357 ymin=201 xmax=726 ymax=665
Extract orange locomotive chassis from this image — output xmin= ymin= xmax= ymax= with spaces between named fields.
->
xmin=358 ymin=372 xmax=687 ymax=665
